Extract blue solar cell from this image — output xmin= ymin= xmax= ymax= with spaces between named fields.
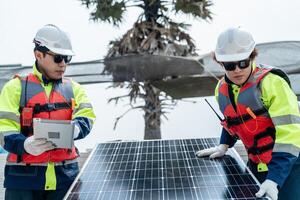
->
xmin=65 ymin=138 xmax=267 ymax=200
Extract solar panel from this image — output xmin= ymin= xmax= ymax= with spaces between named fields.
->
xmin=65 ymin=138 xmax=266 ymax=200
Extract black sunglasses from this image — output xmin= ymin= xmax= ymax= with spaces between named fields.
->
xmin=46 ymin=52 xmax=72 ymax=64
xmin=221 ymin=59 xmax=250 ymax=71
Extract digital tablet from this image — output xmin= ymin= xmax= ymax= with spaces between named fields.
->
xmin=33 ymin=118 xmax=74 ymax=149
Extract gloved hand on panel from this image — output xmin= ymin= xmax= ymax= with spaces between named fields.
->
xmin=256 ymin=179 xmax=278 ymax=200
xmin=195 ymin=144 xmax=228 ymax=159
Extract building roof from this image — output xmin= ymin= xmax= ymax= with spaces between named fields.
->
xmin=0 ymin=60 xmax=112 ymax=91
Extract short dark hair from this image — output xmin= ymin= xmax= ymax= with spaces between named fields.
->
xmin=34 ymin=44 xmax=50 ymax=57
xmin=249 ymin=48 xmax=258 ymax=59
xmin=34 ymin=44 xmax=49 ymax=53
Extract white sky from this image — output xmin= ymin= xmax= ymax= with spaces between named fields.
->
xmin=1 ymin=0 xmax=300 ymax=151
xmin=1 ymin=0 xmax=300 ymax=65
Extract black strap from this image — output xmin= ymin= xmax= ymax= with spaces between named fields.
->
xmin=33 ymin=102 xmax=71 ymax=114
xmin=247 ymin=127 xmax=276 ymax=155
xmin=17 ymin=155 xmax=22 ymax=163
xmin=270 ymin=68 xmax=291 ymax=88
xmin=228 ymin=84 xmax=237 ymax=111
xmin=21 ymin=127 xmax=32 ymax=137
xmin=226 ymin=107 xmax=268 ymax=127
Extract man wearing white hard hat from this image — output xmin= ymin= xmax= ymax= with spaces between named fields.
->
xmin=0 ymin=24 xmax=96 ymax=199
xmin=196 ymin=27 xmax=300 ymax=200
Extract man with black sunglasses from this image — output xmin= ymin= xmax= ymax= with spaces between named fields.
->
xmin=196 ymin=27 xmax=300 ymax=200
xmin=0 ymin=24 xmax=96 ymax=199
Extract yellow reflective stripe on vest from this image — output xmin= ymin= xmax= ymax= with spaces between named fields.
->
xmin=273 ymin=143 xmax=300 ymax=157
xmin=73 ymin=103 xmax=93 ymax=114
xmin=272 ymin=114 xmax=300 ymax=126
xmin=45 ymin=162 xmax=56 ymax=190
xmin=0 ymin=111 xmax=19 ymax=123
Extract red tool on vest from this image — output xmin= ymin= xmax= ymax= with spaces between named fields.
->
xmin=21 ymin=107 xmax=33 ymax=126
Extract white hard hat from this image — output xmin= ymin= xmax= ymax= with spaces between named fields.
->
xmin=33 ymin=24 xmax=75 ymax=56
xmin=215 ymin=27 xmax=255 ymax=62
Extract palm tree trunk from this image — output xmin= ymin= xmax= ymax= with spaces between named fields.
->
xmin=144 ymin=82 xmax=161 ymax=139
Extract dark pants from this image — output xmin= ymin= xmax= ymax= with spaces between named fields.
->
xmin=5 ymin=188 xmax=69 ymax=200
xmin=278 ymin=158 xmax=300 ymax=200
xmin=248 ymin=157 xmax=300 ymax=200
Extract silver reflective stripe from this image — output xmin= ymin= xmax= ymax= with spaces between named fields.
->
xmin=6 ymin=158 xmax=78 ymax=166
xmin=54 ymin=79 xmax=74 ymax=102
xmin=273 ymin=143 xmax=300 ymax=157
xmin=2 ymin=131 xmax=18 ymax=137
xmin=73 ymin=103 xmax=93 ymax=114
xmin=272 ymin=115 xmax=300 ymax=126
xmin=20 ymin=80 xmax=44 ymax=107
xmin=0 ymin=111 xmax=19 ymax=123
xmin=0 ymin=131 xmax=19 ymax=147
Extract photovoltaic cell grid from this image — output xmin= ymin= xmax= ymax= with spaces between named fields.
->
xmin=65 ymin=138 xmax=266 ymax=200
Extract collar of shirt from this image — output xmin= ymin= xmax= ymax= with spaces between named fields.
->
xmin=33 ymin=61 xmax=62 ymax=85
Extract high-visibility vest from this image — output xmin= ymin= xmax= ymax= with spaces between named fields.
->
xmin=218 ymin=66 xmax=290 ymax=164
xmin=8 ymin=73 xmax=78 ymax=163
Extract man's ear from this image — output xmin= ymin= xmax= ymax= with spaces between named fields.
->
xmin=34 ymin=51 xmax=43 ymax=61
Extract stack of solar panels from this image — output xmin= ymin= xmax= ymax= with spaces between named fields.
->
xmin=65 ymin=138 xmax=266 ymax=200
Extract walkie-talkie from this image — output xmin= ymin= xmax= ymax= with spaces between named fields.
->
xmin=205 ymin=98 xmax=237 ymax=137
xmin=21 ymin=107 xmax=33 ymax=126
xmin=204 ymin=98 xmax=223 ymax=121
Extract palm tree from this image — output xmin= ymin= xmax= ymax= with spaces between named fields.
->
xmin=80 ymin=0 xmax=213 ymax=139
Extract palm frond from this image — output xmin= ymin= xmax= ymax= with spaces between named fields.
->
xmin=106 ymin=20 xmax=197 ymax=58
xmin=174 ymin=0 xmax=213 ymax=20
xmin=80 ymin=0 xmax=127 ymax=26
